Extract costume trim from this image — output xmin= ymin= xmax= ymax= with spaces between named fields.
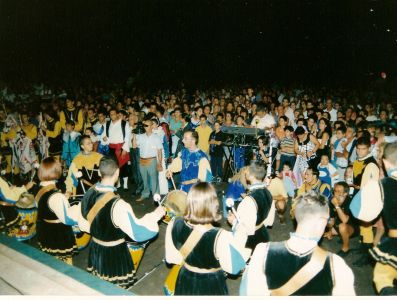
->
xmin=370 ymin=246 xmax=397 ymax=269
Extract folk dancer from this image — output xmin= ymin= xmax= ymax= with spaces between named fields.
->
xmin=78 ymin=156 xmax=165 ymax=288
xmin=166 ymin=130 xmax=212 ymax=193
xmin=227 ymin=161 xmax=275 ymax=251
xmin=40 ymin=110 xmax=63 ymax=161
xmin=36 ymin=157 xmax=79 ymax=265
xmin=351 ymin=136 xmax=379 ymax=266
xmin=165 ymin=182 xmax=250 ymax=295
xmin=0 ymin=160 xmax=35 ymax=230
xmin=350 ymin=142 xmax=397 ymax=294
xmin=65 ymin=135 xmax=103 ymax=198
xmin=59 ymin=97 xmax=84 ymax=133
xmin=241 ymin=191 xmax=355 ymax=296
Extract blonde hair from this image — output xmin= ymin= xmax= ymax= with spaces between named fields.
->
xmin=38 ymin=157 xmax=62 ymax=182
xmin=184 ymin=182 xmax=221 ymax=225
xmin=230 ymin=166 xmax=249 ymax=189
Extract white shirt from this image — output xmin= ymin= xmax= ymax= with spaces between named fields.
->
xmin=40 ymin=181 xmax=79 ymax=226
xmin=251 ymin=114 xmax=276 ymax=130
xmin=136 ymin=132 xmax=163 ymax=158
xmin=240 ymin=238 xmax=355 ymax=296
xmin=323 ymin=108 xmax=338 ymax=122
xmin=285 ymin=107 xmax=295 ymax=125
xmin=77 ymin=185 xmax=163 ymax=242
xmin=101 ymin=119 xmax=130 ymax=152
xmin=233 ymin=183 xmax=275 ymax=241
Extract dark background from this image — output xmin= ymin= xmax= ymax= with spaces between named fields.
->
xmin=1 ymin=0 xmax=396 ymax=88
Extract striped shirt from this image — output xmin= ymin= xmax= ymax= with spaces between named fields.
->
xmin=280 ymin=137 xmax=295 ymax=156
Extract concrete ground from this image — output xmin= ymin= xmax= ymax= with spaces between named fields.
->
xmin=23 ymin=182 xmax=376 ymax=296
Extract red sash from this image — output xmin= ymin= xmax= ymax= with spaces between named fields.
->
xmin=109 ymin=143 xmax=130 ymax=167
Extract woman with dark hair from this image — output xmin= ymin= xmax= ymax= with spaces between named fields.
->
xmin=316 ymin=118 xmax=332 ymax=161
xmin=165 ymin=182 xmax=248 ymax=295
xmin=36 ymin=157 xmax=77 ymax=264
xmin=294 ymin=126 xmax=320 ymax=186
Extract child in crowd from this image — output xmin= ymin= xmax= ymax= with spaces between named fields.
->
xmin=61 ymin=120 xmax=81 ymax=168
xmin=280 ymin=161 xmax=297 ymax=198
xmin=278 ymin=125 xmax=296 ymax=172
xmin=344 ymin=165 xmax=354 ymax=196
xmin=84 ymin=127 xmax=99 ymax=152
xmin=331 ymin=126 xmax=348 ymax=180
xmin=318 ymin=154 xmax=339 ymax=187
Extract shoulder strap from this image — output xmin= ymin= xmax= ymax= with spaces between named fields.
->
xmin=179 ymin=228 xmax=206 ymax=263
xmin=87 ymin=191 xmax=117 ymax=226
xmin=105 ymin=120 xmax=111 ymax=137
xmin=348 ymin=139 xmax=357 ymax=161
xmin=121 ymin=120 xmax=126 ymax=140
xmin=270 ymin=247 xmax=328 ymax=296
xmin=35 ymin=184 xmax=57 ymax=203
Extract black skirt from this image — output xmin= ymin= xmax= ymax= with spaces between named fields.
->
xmin=175 ymin=267 xmax=228 ymax=296
xmin=0 ymin=206 xmax=19 ymax=229
xmin=87 ymin=241 xmax=135 ymax=288
xmin=370 ymin=237 xmax=397 ymax=268
xmin=36 ymin=220 xmax=77 ymax=258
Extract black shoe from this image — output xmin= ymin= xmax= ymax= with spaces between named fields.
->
xmin=337 ymin=249 xmax=350 ymax=257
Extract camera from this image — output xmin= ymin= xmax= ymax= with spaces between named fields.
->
xmin=132 ymin=122 xmax=145 ymax=134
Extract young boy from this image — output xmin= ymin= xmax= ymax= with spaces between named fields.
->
xmin=278 ymin=125 xmax=296 ymax=172
xmin=62 ymin=120 xmax=81 ymax=168
xmin=332 ymin=125 xmax=348 ymax=180
xmin=318 ymin=154 xmax=339 ymax=187
xmin=84 ymin=127 xmax=99 ymax=152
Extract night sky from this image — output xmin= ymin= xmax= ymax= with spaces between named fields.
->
xmin=1 ymin=0 xmax=397 ymax=87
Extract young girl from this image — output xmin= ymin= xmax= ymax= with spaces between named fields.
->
xmin=280 ymin=161 xmax=297 ymax=198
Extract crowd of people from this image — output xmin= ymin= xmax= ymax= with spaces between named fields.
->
xmin=0 ymin=82 xmax=397 ymax=295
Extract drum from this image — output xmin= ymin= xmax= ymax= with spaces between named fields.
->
xmin=127 ymin=241 xmax=148 ymax=271
xmin=8 ymin=193 xmax=37 ymax=241
xmin=72 ymin=225 xmax=91 ymax=250
xmin=68 ymin=198 xmax=91 ymax=250
xmin=162 ymin=190 xmax=188 ymax=224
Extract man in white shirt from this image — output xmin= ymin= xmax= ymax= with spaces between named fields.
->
xmin=240 ymin=190 xmax=355 ymax=296
xmin=250 ymin=103 xmax=276 ymax=132
xmin=323 ymin=99 xmax=338 ymax=122
xmin=101 ymin=108 xmax=130 ymax=190
xmin=132 ymin=118 xmax=163 ymax=202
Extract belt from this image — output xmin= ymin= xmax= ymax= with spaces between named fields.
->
xmin=184 ymin=263 xmax=222 ymax=274
xmin=43 ymin=218 xmax=62 ymax=224
xmin=92 ymin=237 xmax=125 ymax=247
xmin=181 ymin=179 xmax=199 ymax=185
xmin=140 ymin=157 xmax=156 ymax=161
xmin=0 ymin=200 xmax=14 ymax=207
xmin=388 ymin=229 xmax=397 ymax=238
